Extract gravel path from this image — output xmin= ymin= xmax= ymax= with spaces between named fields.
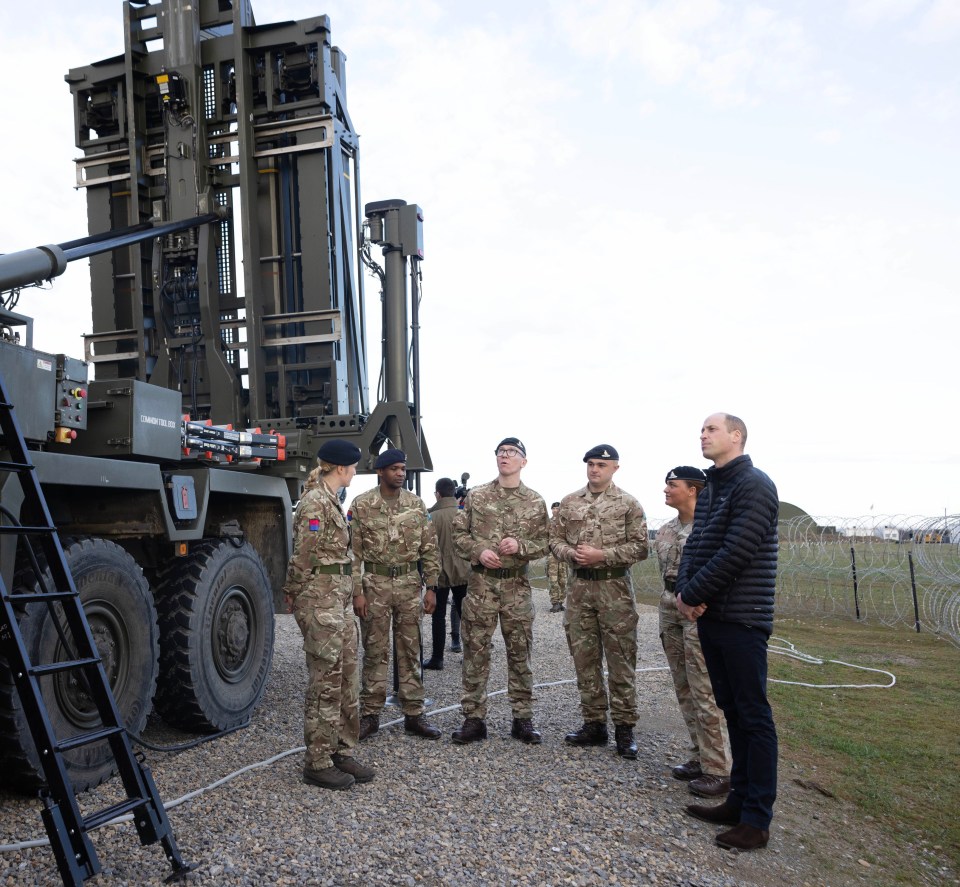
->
xmin=0 ymin=583 xmax=935 ymax=886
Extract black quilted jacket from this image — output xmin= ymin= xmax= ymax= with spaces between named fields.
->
xmin=677 ymin=454 xmax=779 ymax=635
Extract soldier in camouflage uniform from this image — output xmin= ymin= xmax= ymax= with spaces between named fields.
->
xmin=546 ymin=502 xmax=568 ymax=612
xmin=450 ymin=437 xmax=549 ymax=745
xmin=551 ymin=444 xmax=648 ymax=759
xmin=283 ymin=439 xmax=374 ymax=791
xmin=656 ymin=466 xmax=731 ymax=798
xmin=351 ymin=448 xmax=442 ymax=741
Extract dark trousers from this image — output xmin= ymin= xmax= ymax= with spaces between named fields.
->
xmin=430 ymin=585 xmax=467 ymax=660
xmin=697 ymin=619 xmax=778 ymax=830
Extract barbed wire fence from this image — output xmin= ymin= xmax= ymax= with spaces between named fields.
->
xmin=630 ymin=514 xmax=960 ymax=648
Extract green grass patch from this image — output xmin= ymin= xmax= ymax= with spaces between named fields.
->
xmin=769 ymin=616 xmax=960 ymax=877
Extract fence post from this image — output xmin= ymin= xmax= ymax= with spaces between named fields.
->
xmin=849 ymin=545 xmax=861 ymax=620
xmin=908 ymin=552 xmax=921 ymax=633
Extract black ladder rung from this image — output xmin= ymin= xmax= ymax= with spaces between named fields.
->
xmin=0 ymin=459 xmax=35 ymax=472
xmin=84 ymin=797 xmax=148 ymax=831
xmin=30 ymin=656 xmax=101 ymax=677
xmin=57 ymin=725 xmax=125 ymax=753
xmin=0 ymin=525 xmax=56 ymax=536
xmin=5 ymin=590 xmax=78 ymax=604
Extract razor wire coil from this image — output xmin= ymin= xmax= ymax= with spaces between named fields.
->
xmin=631 ymin=514 xmax=960 ymax=647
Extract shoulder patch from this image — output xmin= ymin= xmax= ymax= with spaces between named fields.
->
xmin=308 ymin=518 xmax=320 ymax=532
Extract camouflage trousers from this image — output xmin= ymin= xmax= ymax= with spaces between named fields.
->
xmin=565 ymin=577 xmax=638 ymax=725
xmin=460 ymin=572 xmax=534 ymax=720
xmin=292 ymin=575 xmax=360 ymax=771
xmin=359 ymin=575 xmax=425 ymax=717
xmin=659 ymin=589 xmax=730 ymax=776
xmin=546 ymin=555 xmax=568 ymax=606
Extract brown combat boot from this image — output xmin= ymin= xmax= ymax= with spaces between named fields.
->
xmin=510 ymin=718 xmax=542 ymax=744
xmin=404 ymin=714 xmax=442 ymax=740
xmin=331 ymin=753 xmax=375 ymax=783
xmin=451 ymin=717 xmax=487 ymax=744
xmin=689 ymin=773 xmax=730 ymax=798
xmin=358 ymin=713 xmax=379 ymax=741
xmin=672 ymin=759 xmax=703 ymax=781
xmin=564 ymin=721 xmax=608 ymax=746
xmin=303 ymin=765 xmax=354 ymax=791
xmin=614 ymin=724 xmax=638 ymax=759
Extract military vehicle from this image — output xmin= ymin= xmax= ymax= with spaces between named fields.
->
xmin=0 ymin=0 xmax=429 ymax=793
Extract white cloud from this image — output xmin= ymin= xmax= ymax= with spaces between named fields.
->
xmin=551 ymin=0 xmax=815 ymax=107
xmin=814 ymin=128 xmax=843 ymax=144
xmin=845 ymin=0 xmax=925 ymax=26
xmin=911 ymin=0 xmax=960 ymax=41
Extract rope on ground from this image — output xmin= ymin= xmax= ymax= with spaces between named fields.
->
xmin=769 ymin=635 xmax=897 ymax=689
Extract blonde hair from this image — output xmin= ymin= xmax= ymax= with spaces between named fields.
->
xmin=304 ymin=460 xmax=338 ymax=491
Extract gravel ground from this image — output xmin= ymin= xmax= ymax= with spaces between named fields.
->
xmin=0 ymin=583 xmax=949 ymax=886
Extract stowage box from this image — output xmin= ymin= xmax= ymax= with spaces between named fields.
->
xmin=67 ymin=379 xmax=183 ymax=461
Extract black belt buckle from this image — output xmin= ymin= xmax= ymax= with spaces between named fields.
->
xmin=388 ymin=565 xmax=403 ymax=579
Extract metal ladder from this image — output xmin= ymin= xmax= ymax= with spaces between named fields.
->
xmin=0 ymin=371 xmax=190 ymax=885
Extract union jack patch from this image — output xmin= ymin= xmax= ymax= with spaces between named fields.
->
xmin=308 ymin=518 xmax=320 ymax=532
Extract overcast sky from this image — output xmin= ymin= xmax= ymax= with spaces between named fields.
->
xmin=0 ymin=0 xmax=957 ymax=523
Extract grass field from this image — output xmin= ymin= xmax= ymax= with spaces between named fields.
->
xmin=766 ymin=616 xmax=959 ymax=881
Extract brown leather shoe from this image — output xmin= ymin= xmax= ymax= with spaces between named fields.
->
xmin=358 ymin=713 xmax=379 ymax=741
xmin=404 ymin=714 xmax=442 ymax=740
xmin=303 ymin=765 xmax=354 ymax=791
xmin=451 ymin=717 xmax=487 ymax=744
xmin=672 ymin=759 xmax=703 ymax=781
xmin=331 ymin=753 xmax=375 ymax=784
xmin=614 ymin=724 xmax=638 ymax=759
xmin=689 ymin=774 xmax=730 ymax=798
xmin=685 ymin=798 xmax=741 ymax=825
xmin=716 ymin=823 xmax=769 ymax=851
xmin=511 ymin=718 xmax=542 ymax=744
xmin=564 ymin=721 xmax=608 ymax=746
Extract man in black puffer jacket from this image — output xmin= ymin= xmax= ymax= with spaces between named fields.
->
xmin=676 ymin=413 xmax=779 ymax=852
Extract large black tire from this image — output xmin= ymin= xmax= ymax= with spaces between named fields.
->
xmin=0 ymin=537 xmax=159 ymax=793
xmin=153 ymin=540 xmax=274 ymax=731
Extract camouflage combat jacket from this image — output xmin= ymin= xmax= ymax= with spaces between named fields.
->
xmin=654 ymin=516 xmax=692 ymax=582
xmin=349 ymin=487 xmax=439 ymax=585
xmin=550 ymin=483 xmax=648 ymax=567
xmin=452 ymin=479 xmax=548 ymax=567
xmin=283 ymin=481 xmax=351 ymax=593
